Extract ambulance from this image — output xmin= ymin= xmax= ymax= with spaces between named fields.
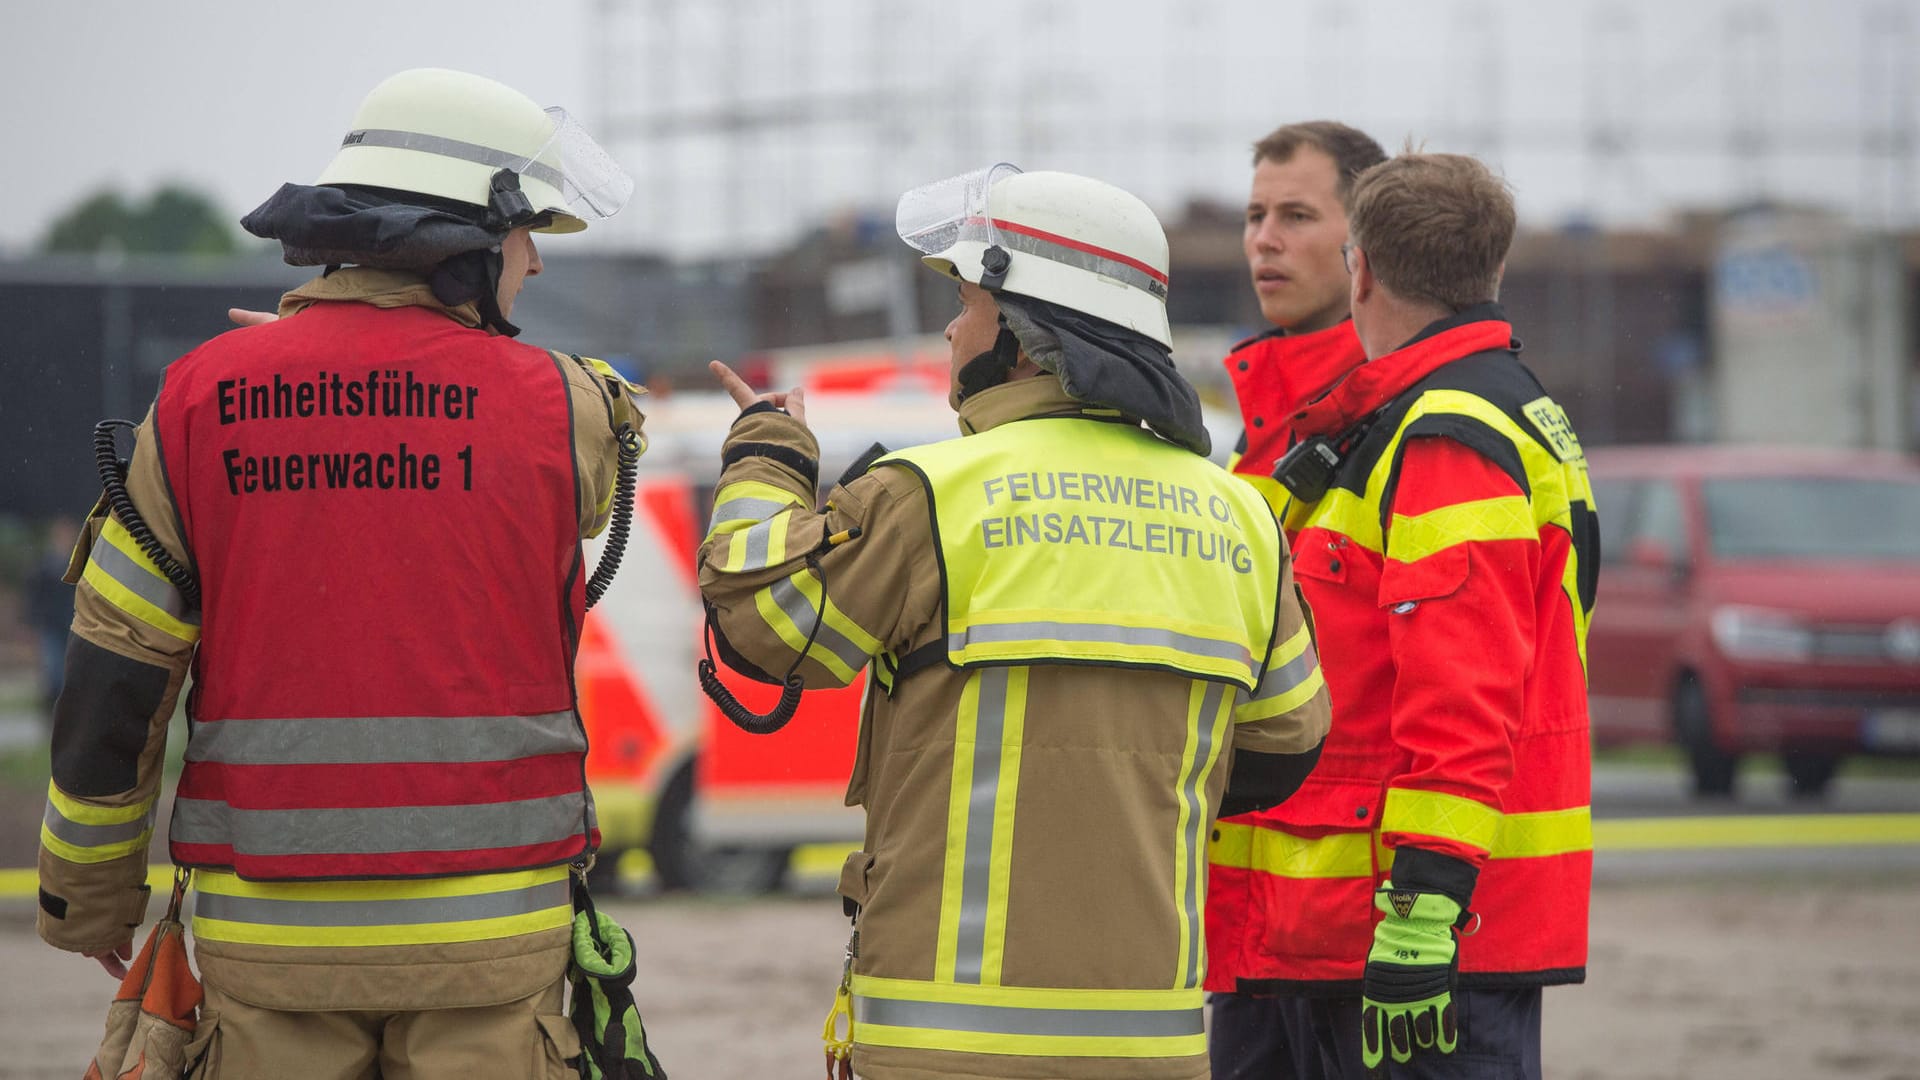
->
xmin=577 ymin=351 xmax=958 ymax=891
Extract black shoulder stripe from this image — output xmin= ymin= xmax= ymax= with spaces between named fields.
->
xmin=723 ymin=442 xmax=820 ymax=490
xmin=1395 ymin=414 xmax=1531 ymax=495
xmin=1570 ymin=498 xmax=1601 ymax=613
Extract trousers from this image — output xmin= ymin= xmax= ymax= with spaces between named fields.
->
xmin=188 ymin=977 xmax=578 ymax=1079
xmin=1209 ymin=987 xmax=1543 ymax=1080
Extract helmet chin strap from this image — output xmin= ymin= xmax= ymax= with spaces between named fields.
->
xmin=428 ymin=247 xmax=522 ymax=337
xmin=954 ymin=322 xmax=1023 ymax=402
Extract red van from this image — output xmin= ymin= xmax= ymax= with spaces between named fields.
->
xmin=1585 ymin=445 xmax=1920 ymax=798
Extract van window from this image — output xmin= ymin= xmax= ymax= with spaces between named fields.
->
xmin=1704 ymin=476 xmax=1920 ymax=560
xmin=1589 ymin=477 xmax=1637 ymax=565
xmin=1634 ymin=481 xmax=1689 ymax=561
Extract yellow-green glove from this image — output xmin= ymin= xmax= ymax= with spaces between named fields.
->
xmin=1360 ymin=882 xmax=1462 ymax=1071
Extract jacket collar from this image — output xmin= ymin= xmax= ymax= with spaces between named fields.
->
xmin=278 ymin=267 xmax=487 ymax=329
xmin=957 ymin=374 xmax=1102 ymax=436
xmin=1225 ymin=319 xmax=1368 ymax=464
xmin=1291 ymin=303 xmax=1515 ymax=438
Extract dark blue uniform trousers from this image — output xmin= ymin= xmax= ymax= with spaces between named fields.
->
xmin=1209 ymin=987 xmax=1543 ymax=1080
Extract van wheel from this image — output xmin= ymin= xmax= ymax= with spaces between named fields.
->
xmin=1782 ymin=751 xmax=1840 ymax=800
xmin=1674 ymin=677 xmax=1739 ymax=798
xmin=649 ymin=760 xmax=791 ymax=895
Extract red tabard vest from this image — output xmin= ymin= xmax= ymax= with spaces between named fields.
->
xmin=1207 ymin=312 xmax=1594 ymax=994
xmin=155 ymin=302 xmax=594 ymax=880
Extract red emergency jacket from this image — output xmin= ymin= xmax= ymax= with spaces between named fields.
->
xmin=1220 ymin=320 xmax=1369 ymax=511
xmin=1206 ymin=305 xmax=1597 ymax=993
xmin=156 ymin=301 xmax=595 ymax=880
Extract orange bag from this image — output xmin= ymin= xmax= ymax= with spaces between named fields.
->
xmin=85 ymin=870 xmax=201 ymax=1080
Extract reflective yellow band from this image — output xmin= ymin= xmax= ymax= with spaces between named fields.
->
xmin=948 ymin=612 xmax=1257 ymax=690
xmin=1493 ymin=805 xmax=1592 ymax=858
xmin=1211 ymin=805 xmax=1591 ymax=879
xmin=753 ymin=567 xmax=875 ymax=683
xmin=706 ymin=480 xmax=804 ymax=541
xmin=42 ymin=783 xmax=157 ymax=863
xmin=1295 ymin=486 xmax=1381 ymax=553
xmin=1387 ymin=495 xmax=1536 ymax=564
xmin=1172 ymin=680 xmax=1232 ymax=989
xmin=1237 ymin=668 xmax=1325 ymax=724
xmin=1209 ymin=821 xmax=1375 ymax=879
xmin=1237 ymin=624 xmax=1324 ymax=724
xmin=852 ymin=975 xmax=1205 ymax=1059
xmin=83 ymin=519 xmax=198 ymax=642
xmin=720 ymin=508 xmax=793 ymax=573
xmin=1382 ymin=788 xmax=1502 ymax=854
xmin=190 ymin=866 xmax=572 ymax=947
xmin=41 ymin=783 xmax=156 ymax=864
xmin=46 ymin=782 xmax=153 ymax=826
xmin=936 ymin=668 xmax=1029 ymax=985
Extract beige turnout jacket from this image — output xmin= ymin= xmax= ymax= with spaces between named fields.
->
xmin=38 ymin=269 xmax=630 ymax=1011
xmin=699 ymin=375 xmax=1330 ymax=1080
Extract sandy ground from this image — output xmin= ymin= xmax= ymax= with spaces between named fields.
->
xmin=2 ymin=873 xmax=1918 ymax=1080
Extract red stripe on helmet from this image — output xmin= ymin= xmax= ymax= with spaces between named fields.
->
xmin=969 ymin=217 xmax=1170 ymax=284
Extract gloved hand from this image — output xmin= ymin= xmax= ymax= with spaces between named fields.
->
xmin=1361 ymin=882 xmax=1463 ymax=1072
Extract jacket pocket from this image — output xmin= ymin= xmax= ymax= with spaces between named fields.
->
xmin=1291 ymin=544 xmax=1350 ymax=587
xmin=1377 ymin=542 xmax=1469 ymax=609
xmin=183 ymin=1012 xmax=220 ymax=1079
xmin=535 ymin=1012 xmax=583 ymax=1079
xmin=836 ymin=850 xmax=875 ymax=911
xmin=1262 ymin=775 xmax=1382 ymax=836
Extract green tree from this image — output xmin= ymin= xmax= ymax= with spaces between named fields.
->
xmin=39 ymin=184 xmax=238 ymax=256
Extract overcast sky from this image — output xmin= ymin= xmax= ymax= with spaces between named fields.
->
xmin=1 ymin=0 xmax=1905 ymax=259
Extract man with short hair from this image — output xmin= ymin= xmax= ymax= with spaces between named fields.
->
xmin=1260 ymin=151 xmax=1599 ymax=1079
xmin=1205 ymin=120 xmax=1386 ymax=1080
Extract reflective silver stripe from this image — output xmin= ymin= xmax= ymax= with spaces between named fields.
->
xmin=950 ymin=621 xmax=1253 ymax=670
xmin=184 ymin=713 xmax=584 ymax=766
xmin=708 ymin=497 xmax=791 ymax=535
xmin=768 ymin=577 xmax=872 ymax=674
xmin=42 ymin=802 xmax=154 ymax=849
xmin=855 ymin=996 xmax=1204 ymax=1039
xmin=740 ymin=517 xmax=781 ymax=571
xmin=1253 ymin=642 xmax=1319 ymax=702
xmin=954 ymin=668 xmax=1010 ymax=984
xmin=957 ymin=220 xmax=1167 ymax=298
xmin=193 ymin=878 xmax=570 ymax=927
xmin=342 ymin=129 xmax=566 ymax=192
xmin=171 ymin=793 xmax=586 ymax=855
xmin=90 ymin=541 xmax=198 ymax=623
xmin=1179 ymin=682 xmax=1226 ymax=988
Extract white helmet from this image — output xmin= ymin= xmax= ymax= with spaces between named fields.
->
xmin=317 ymin=68 xmax=631 ymax=234
xmin=897 ymin=165 xmax=1172 ymax=348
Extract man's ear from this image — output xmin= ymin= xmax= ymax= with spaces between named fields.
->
xmin=1350 ymin=249 xmax=1375 ymax=306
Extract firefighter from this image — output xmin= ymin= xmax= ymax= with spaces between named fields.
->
xmin=699 ymin=166 xmax=1331 ymax=1080
xmin=1214 ymin=122 xmax=1386 ymax=515
xmin=36 ymin=68 xmax=641 ymax=1077
xmin=1206 ymin=122 xmax=1389 ymax=1080
xmin=1257 ymin=152 xmax=1599 ymax=1079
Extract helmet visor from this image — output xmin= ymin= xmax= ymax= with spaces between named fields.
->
xmin=895 ymin=163 xmax=1022 ymax=255
xmin=515 ymin=107 xmax=633 ymax=222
